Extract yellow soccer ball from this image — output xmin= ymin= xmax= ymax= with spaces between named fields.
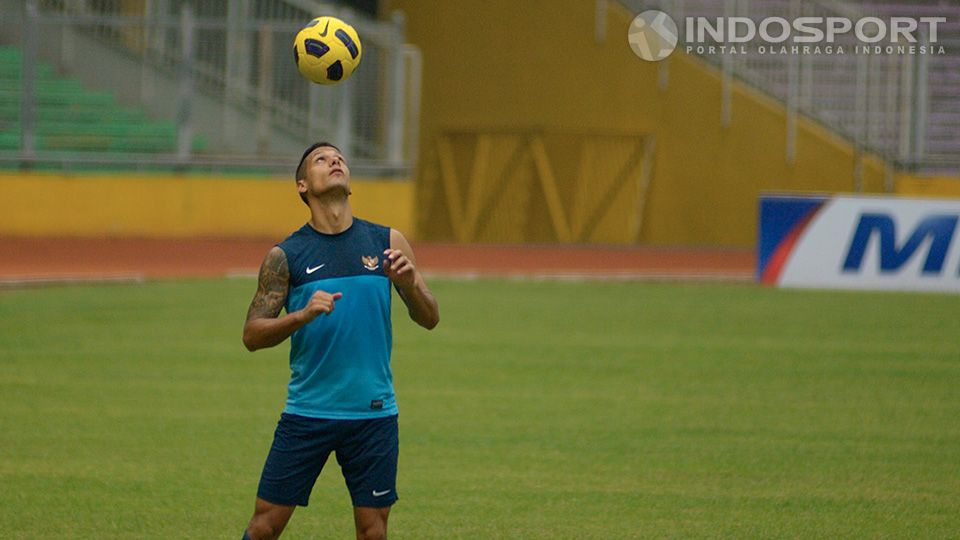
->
xmin=293 ymin=16 xmax=362 ymax=85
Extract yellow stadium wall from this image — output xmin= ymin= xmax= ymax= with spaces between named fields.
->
xmin=895 ymin=175 xmax=960 ymax=198
xmin=385 ymin=0 xmax=888 ymax=247
xmin=0 ymin=173 xmax=413 ymax=238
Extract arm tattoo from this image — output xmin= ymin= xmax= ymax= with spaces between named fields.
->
xmin=245 ymin=247 xmax=290 ymax=322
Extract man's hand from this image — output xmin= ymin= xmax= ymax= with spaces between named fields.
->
xmin=386 ymin=230 xmax=439 ymax=330
xmin=243 ymin=247 xmax=346 ymax=352
xmin=383 ymin=248 xmax=416 ymax=290
xmin=300 ymin=290 xmax=343 ymax=322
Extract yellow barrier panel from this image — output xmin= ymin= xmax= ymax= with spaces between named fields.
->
xmin=429 ymin=130 xmax=654 ymax=244
xmin=0 ymin=173 xmax=414 ymax=238
xmin=896 ymin=175 xmax=960 ymax=199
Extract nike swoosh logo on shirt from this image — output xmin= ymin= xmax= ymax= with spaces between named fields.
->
xmin=305 ymin=264 xmax=325 ymax=274
xmin=372 ymin=489 xmax=391 ymax=497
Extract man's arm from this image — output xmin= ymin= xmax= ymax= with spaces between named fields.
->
xmin=242 ymin=246 xmax=342 ymax=351
xmin=384 ymin=229 xmax=439 ymax=330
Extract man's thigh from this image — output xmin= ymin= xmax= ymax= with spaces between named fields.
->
xmin=335 ymin=415 xmax=399 ymax=508
xmin=257 ymin=413 xmax=338 ymax=507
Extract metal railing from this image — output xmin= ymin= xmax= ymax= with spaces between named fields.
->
xmin=619 ymin=0 xmax=960 ymax=179
xmin=0 ymin=0 xmax=421 ymax=176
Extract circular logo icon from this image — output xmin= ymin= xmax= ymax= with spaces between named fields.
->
xmin=628 ymin=10 xmax=679 ymax=61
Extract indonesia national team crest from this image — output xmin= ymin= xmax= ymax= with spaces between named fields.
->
xmin=361 ymin=255 xmax=379 ymax=271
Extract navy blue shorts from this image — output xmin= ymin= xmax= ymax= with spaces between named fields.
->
xmin=256 ymin=413 xmax=399 ymax=508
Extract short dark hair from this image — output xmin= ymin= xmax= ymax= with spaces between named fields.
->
xmin=295 ymin=141 xmax=342 ymax=204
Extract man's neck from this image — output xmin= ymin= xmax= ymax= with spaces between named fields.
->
xmin=308 ymin=195 xmax=353 ymax=235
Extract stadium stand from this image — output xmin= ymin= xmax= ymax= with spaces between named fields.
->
xmin=623 ymin=0 xmax=960 ymax=173
xmin=0 ymin=45 xmax=206 ymax=158
xmin=0 ymin=0 xmax=415 ymax=176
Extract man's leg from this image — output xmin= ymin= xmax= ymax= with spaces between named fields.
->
xmin=353 ymin=506 xmax=391 ymax=540
xmin=244 ymin=497 xmax=296 ymax=540
xmin=338 ymin=416 xmax=399 ymax=540
xmin=247 ymin=413 xmax=334 ymax=539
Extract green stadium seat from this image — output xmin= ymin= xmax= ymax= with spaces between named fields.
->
xmin=0 ymin=78 xmax=85 ymax=92
xmin=0 ymin=102 xmax=146 ymax=123
xmin=0 ymin=88 xmax=117 ymax=107
xmin=0 ymin=45 xmax=205 ymax=165
xmin=0 ymin=130 xmax=18 ymax=150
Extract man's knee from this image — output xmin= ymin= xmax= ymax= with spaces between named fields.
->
xmin=246 ymin=501 xmax=294 ymax=540
xmin=246 ymin=518 xmax=284 ymax=540
xmin=356 ymin=523 xmax=386 ymax=540
xmin=354 ymin=510 xmax=388 ymax=540
xmin=354 ymin=505 xmax=390 ymax=540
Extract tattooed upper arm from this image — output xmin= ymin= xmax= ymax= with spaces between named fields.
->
xmin=245 ymin=246 xmax=290 ymax=322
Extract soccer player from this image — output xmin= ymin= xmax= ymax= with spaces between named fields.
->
xmin=240 ymin=142 xmax=439 ymax=540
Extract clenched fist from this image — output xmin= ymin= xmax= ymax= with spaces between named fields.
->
xmin=383 ymin=248 xmax=416 ymax=289
xmin=300 ymin=290 xmax=343 ymax=322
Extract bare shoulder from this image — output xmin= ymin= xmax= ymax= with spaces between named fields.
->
xmin=260 ymin=246 xmax=289 ymax=277
xmin=246 ymin=246 xmax=290 ymax=321
xmin=389 ymin=228 xmax=416 ymax=261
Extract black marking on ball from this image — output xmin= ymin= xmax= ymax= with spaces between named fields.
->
xmin=335 ymin=29 xmax=359 ymax=59
xmin=304 ymin=38 xmax=329 ymax=58
xmin=304 ymin=19 xmax=320 ymax=28
xmin=293 ymin=45 xmax=299 ymax=64
xmin=327 ymin=60 xmax=343 ymax=81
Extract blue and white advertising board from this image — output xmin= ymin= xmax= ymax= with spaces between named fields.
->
xmin=758 ymin=194 xmax=960 ymax=293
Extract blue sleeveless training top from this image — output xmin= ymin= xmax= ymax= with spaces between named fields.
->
xmin=277 ymin=218 xmax=395 ymax=419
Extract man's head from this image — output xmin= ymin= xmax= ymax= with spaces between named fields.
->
xmin=295 ymin=142 xmax=350 ymax=205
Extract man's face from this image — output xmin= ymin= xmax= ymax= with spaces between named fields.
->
xmin=298 ymin=145 xmax=350 ymax=200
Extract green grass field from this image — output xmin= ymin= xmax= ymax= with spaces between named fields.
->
xmin=1 ymin=278 xmax=958 ymax=539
